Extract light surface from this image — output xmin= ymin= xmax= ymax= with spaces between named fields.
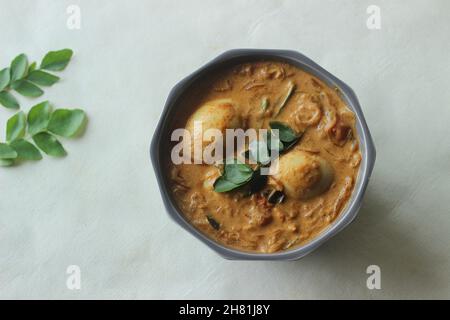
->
xmin=0 ymin=0 xmax=449 ymax=299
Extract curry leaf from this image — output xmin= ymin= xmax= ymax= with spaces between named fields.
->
xmin=0 ymin=143 xmax=18 ymax=159
xmin=223 ymin=161 xmax=253 ymax=185
xmin=0 ymin=158 xmax=15 ymax=167
xmin=0 ymin=91 xmax=19 ymax=109
xmin=14 ymin=80 xmax=44 ymax=97
xmin=9 ymin=139 xmax=42 ymax=160
xmin=47 ymin=109 xmax=86 ymax=137
xmin=10 ymin=54 xmax=28 ymax=82
xmin=40 ymin=49 xmax=73 ymax=71
xmin=282 ymin=137 xmax=300 ymax=151
xmin=269 ymin=121 xmax=299 ymax=142
xmin=0 ymin=49 xmax=86 ymax=168
xmin=27 ymin=70 xmax=60 ymax=86
xmin=9 ymin=80 xmax=21 ymax=90
xmin=214 ymin=177 xmax=240 ymax=193
xmin=32 ymin=132 xmax=66 ymax=157
xmin=27 ymin=101 xmax=52 ymax=135
xmin=28 ymin=62 xmax=37 ymax=73
xmin=0 ymin=68 xmax=10 ymax=91
xmin=6 ymin=111 xmax=26 ymax=142
xmin=266 ymin=130 xmax=284 ymax=153
xmin=213 ymin=161 xmax=254 ymax=192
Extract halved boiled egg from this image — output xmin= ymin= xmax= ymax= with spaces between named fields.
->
xmin=185 ymin=99 xmax=241 ymax=163
xmin=272 ymin=150 xmax=334 ymax=200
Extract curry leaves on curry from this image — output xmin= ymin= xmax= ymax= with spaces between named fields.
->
xmin=0 ymin=49 xmax=72 ymax=109
xmin=214 ymin=122 xmax=302 ymax=194
xmin=269 ymin=121 xmax=299 ymax=142
xmin=245 ymin=121 xmax=302 ymax=163
xmin=269 ymin=121 xmax=302 ymax=153
xmin=214 ymin=160 xmax=254 ymax=192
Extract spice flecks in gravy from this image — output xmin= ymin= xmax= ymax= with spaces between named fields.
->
xmin=167 ymin=61 xmax=361 ymax=253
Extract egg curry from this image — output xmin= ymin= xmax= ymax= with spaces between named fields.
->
xmin=166 ymin=60 xmax=361 ymax=253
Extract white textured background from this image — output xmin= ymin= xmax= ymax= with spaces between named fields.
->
xmin=0 ymin=0 xmax=449 ymax=299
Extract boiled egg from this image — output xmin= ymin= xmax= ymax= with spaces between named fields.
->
xmin=272 ymin=150 xmax=334 ymax=199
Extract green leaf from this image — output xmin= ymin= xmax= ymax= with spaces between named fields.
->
xmin=48 ymin=109 xmax=86 ymax=137
xmin=27 ymin=101 xmax=51 ymax=135
xmin=9 ymin=139 xmax=42 ymax=161
xmin=28 ymin=62 xmax=37 ymax=73
xmin=0 ymin=91 xmax=19 ymax=109
xmin=0 ymin=68 xmax=10 ymax=91
xmin=40 ymin=49 xmax=73 ymax=71
xmin=10 ymin=53 xmax=28 ymax=82
xmin=0 ymin=143 xmax=18 ymax=159
xmin=266 ymin=131 xmax=284 ymax=153
xmin=269 ymin=121 xmax=299 ymax=142
xmin=6 ymin=111 xmax=26 ymax=142
xmin=14 ymin=80 xmax=44 ymax=97
xmin=32 ymin=132 xmax=66 ymax=157
xmin=224 ymin=162 xmax=253 ymax=185
xmin=213 ymin=160 xmax=254 ymax=193
xmin=214 ymin=177 xmax=240 ymax=193
xmin=0 ymin=158 xmax=15 ymax=167
xmin=27 ymin=70 xmax=60 ymax=86
xmin=281 ymin=137 xmax=300 ymax=151
xmin=9 ymin=80 xmax=21 ymax=90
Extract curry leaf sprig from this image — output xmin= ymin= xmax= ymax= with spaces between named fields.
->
xmin=214 ymin=159 xmax=254 ymax=193
xmin=0 ymin=49 xmax=73 ymax=109
xmin=0 ymin=101 xmax=86 ymax=167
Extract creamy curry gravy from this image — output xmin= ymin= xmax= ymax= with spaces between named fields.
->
xmin=167 ymin=60 xmax=361 ymax=253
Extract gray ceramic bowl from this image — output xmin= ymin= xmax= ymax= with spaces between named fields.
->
xmin=150 ymin=49 xmax=376 ymax=260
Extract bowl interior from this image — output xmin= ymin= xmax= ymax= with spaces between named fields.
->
xmin=151 ymin=49 xmax=375 ymax=260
